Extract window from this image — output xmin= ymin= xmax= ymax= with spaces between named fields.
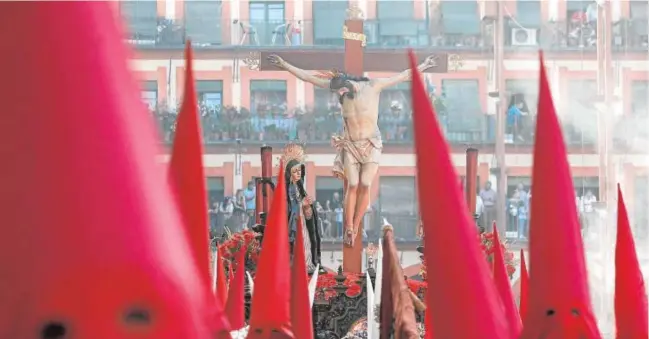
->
xmin=312 ymin=1 xmax=347 ymax=46
xmin=379 ymin=82 xmax=411 ymax=112
xmin=506 ymin=176 xmax=531 ymax=196
xmin=206 ymin=177 xmax=225 ymax=205
xmin=315 ymin=177 xmax=344 ymax=206
xmin=378 ymin=176 xmax=418 ymax=239
xmin=565 ymin=0 xmax=597 ymax=47
xmin=441 ymin=79 xmax=482 ymax=131
xmin=378 ymin=82 xmax=412 ymax=141
xmin=565 ymin=79 xmax=597 ymax=144
xmin=140 ymin=80 xmax=158 ymax=110
xmin=439 ymin=0 xmax=480 ymax=39
xmin=505 ymin=79 xmax=538 ymax=113
xmin=631 ymin=80 xmax=648 ymax=117
xmin=250 ymin=80 xmax=287 ymax=113
xmin=630 ymin=1 xmax=648 ymax=34
xmin=314 ymin=88 xmax=339 ymax=110
xmin=514 ymin=0 xmax=541 ymax=27
xmin=197 ymin=80 xmax=223 ymax=108
xmin=573 ymin=177 xmax=599 ymax=198
xmin=376 ymin=0 xmax=425 ymax=46
xmin=634 ymin=176 xmax=649 ymax=238
xmin=630 ymin=1 xmax=649 ymax=49
xmin=119 ymin=1 xmax=158 ymax=42
xmin=249 ymin=1 xmax=286 ymax=45
xmin=184 ymin=0 xmax=222 ymax=45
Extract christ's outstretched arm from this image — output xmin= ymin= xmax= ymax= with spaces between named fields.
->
xmin=371 ymin=55 xmax=437 ymax=91
xmin=267 ymin=54 xmax=330 ymax=89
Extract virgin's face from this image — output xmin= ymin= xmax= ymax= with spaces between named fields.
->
xmin=290 ymin=165 xmax=301 ymax=182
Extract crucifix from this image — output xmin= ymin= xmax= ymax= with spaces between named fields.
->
xmin=243 ymin=4 xmax=459 ymax=274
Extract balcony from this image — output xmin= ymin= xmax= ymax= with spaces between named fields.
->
xmin=505 ymin=19 xmax=598 ymax=51
xmin=611 ymin=18 xmax=649 ymax=51
xmin=121 ymin=17 xmax=492 ymax=51
xmin=504 ymin=18 xmax=648 ymax=52
xmin=152 ymin=101 xmax=487 ymax=146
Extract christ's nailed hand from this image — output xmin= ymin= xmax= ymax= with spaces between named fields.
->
xmin=267 ymin=54 xmax=285 ymax=68
xmin=423 ymin=55 xmax=437 ymax=68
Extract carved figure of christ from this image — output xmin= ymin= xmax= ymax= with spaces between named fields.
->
xmin=267 ymin=54 xmax=438 ymax=248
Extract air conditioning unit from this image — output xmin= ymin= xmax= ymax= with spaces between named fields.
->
xmin=511 ymin=28 xmax=538 ymax=46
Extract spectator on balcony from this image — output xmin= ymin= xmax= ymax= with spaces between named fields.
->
xmin=508 ymin=190 xmax=520 ymax=235
xmin=516 ymin=184 xmax=530 ymax=239
xmin=507 ymin=101 xmax=524 ymax=142
xmin=475 ymin=190 xmax=484 ymax=221
xmin=581 ymin=189 xmax=597 ymax=235
xmin=316 ymin=201 xmax=331 ymax=239
xmin=569 ymin=9 xmax=596 ymax=47
xmin=244 ymin=180 xmax=256 ymax=226
xmin=334 ymin=203 xmax=344 ymax=240
xmin=230 ymin=190 xmax=247 ymax=232
xmin=479 ymin=181 xmax=497 ymax=232
xmin=208 ymin=201 xmax=220 ymax=230
xmin=219 ymin=196 xmax=234 ymax=226
xmin=431 ymin=87 xmax=448 ymax=133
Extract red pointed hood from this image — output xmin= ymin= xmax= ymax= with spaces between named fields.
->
xmin=424 ymin=308 xmax=434 ymax=339
xmin=614 ymin=185 xmax=648 ymax=339
xmin=225 ymin=246 xmax=247 ymax=330
xmin=290 ymin=213 xmax=314 ymax=339
xmin=520 ymin=53 xmax=601 ymax=339
xmin=408 ymin=50 xmax=509 ymax=339
xmin=0 ymin=3 xmax=221 ymax=338
xmin=216 ymin=255 xmax=229 ymax=308
xmin=382 ymin=226 xmax=420 ymax=338
xmin=520 ymin=249 xmax=530 ymax=322
xmin=493 ymin=228 xmax=522 ymax=337
xmin=169 ymin=43 xmax=212 ymax=291
xmin=247 ymin=162 xmax=292 ymax=337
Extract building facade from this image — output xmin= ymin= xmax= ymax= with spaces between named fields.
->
xmin=120 ymin=0 xmax=649 ymax=240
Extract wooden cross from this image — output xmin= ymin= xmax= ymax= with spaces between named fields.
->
xmin=243 ymin=5 xmax=459 ymax=273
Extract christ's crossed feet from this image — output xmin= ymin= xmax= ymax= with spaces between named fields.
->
xmin=343 ymin=227 xmax=356 ymax=247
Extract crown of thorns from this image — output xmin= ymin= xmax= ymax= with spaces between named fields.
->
xmin=314 ymin=69 xmax=345 ymax=80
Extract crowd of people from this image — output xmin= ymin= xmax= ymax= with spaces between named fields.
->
xmin=152 ymin=103 xmax=424 ymax=144
xmin=476 ymin=180 xmax=600 ymax=240
xmin=208 ymin=186 xmax=380 ymax=241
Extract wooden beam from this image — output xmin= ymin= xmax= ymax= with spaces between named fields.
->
xmin=255 ymin=50 xmax=450 ymax=73
xmin=341 ymin=11 xmax=365 ymax=274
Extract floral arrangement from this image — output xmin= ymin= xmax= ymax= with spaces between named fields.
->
xmin=420 ymin=231 xmax=517 ymax=280
xmin=216 ymin=229 xmax=261 ymax=272
xmin=479 ymin=231 xmax=517 ymax=277
xmin=315 ymin=272 xmax=362 ymax=301
xmin=314 ymin=272 xmax=428 ymax=301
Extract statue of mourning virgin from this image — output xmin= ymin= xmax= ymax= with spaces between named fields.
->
xmin=281 ymin=143 xmax=324 ymax=274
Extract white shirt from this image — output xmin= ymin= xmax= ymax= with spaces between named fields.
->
xmin=476 ymin=195 xmax=484 ymax=216
xmin=583 ymin=195 xmax=597 ymax=213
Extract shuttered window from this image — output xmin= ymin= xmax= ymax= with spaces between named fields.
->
xmin=376 ymin=0 xmax=422 ymax=42
xmin=440 ymin=0 xmax=480 ymax=35
xmin=184 ymin=0 xmax=222 ymax=45
xmin=313 ymin=0 xmax=347 ymax=45
xmin=441 ymin=79 xmax=482 ymax=131
xmin=250 ymin=80 xmax=287 ymax=91
xmin=566 ymin=79 xmax=597 ymax=143
xmin=515 ymin=0 xmax=541 ymax=27
xmin=197 ymin=81 xmax=223 ymax=108
xmin=631 ymin=80 xmax=648 ymax=116
xmin=120 ymin=1 xmax=158 ymax=41
xmin=140 ymin=80 xmax=158 ymax=109
xmin=250 ymin=80 xmax=287 ymax=113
